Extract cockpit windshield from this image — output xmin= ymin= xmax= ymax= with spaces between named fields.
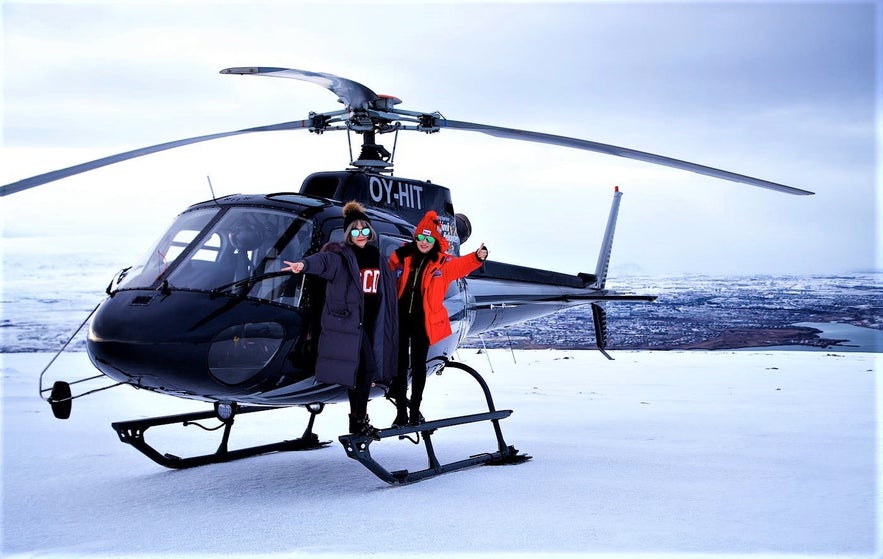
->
xmin=113 ymin=207 xmax=314 ymax=307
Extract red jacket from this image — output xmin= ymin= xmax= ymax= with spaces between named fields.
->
xmin=389 ymin=246 xmax=484 ymax=345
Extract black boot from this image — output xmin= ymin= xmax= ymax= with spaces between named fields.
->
xmin=407 ymin=389 xmax=425 ymax=426
xmin=392 ymin=405 xmax=409 ymax=428
xmin=349 ymin=414 xmax=376 ymax=436
xmin=408 ymin=406 xmax=424 ymax=426
xmin=389 ymin=377 xmax=408 ymax=428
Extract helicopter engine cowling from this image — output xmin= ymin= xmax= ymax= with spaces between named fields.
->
xmin=455 ymin=213 xmax=472 ymax=244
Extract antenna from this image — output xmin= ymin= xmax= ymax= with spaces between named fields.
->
xmin=477 ymin=335 xmax=495 ymax=374
xmin=206 ymin=175 xmax=219 ymax=203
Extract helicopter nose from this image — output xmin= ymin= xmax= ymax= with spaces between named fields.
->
xmin=86 ymin=290 xmax=305 ymax=398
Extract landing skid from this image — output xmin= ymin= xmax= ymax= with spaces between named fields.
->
xmin=339 ymin=360 xmax=530 ymax=484
xmin=111 ymin=403 xmax=330 ymax=469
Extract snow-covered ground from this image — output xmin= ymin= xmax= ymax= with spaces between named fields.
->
xmin=1 ymin=348 xmax=878 ymax=558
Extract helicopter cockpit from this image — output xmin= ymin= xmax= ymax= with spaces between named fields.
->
xmin=112 ymin=207 xmax=314 ymax=306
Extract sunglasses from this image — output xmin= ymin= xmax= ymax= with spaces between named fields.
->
xmin=350 ymin=227 xmax=371 ymax=238
xmin=416 ymin=234 xmax=435 ymax=244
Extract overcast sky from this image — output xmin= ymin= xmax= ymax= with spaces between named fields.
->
xmin=1 ymin=0 xmax=879 ymax=277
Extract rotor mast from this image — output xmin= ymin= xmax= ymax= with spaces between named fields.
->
xmin=346 ymin=95 xmax=403 ymax=173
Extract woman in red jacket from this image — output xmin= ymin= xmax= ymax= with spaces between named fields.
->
xmin=388 ymin=210 xmax=488 ymax=427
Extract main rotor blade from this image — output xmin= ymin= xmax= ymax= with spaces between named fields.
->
xmin=439 ymin=119 xmax=814 ymax=195
xmin=0 ymin=120 xmax=311 ymax=196
xmin=221 ymin=67 xmax=380 ymax=112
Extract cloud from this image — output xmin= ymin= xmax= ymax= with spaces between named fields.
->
xmin=2 ymin=1 xmax=878 ymax=275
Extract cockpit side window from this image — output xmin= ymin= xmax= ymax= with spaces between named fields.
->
xmin=115 ymin=209 xmax=219 ymax=291
xmin=380 ymin=234 xmax=410 ymax=261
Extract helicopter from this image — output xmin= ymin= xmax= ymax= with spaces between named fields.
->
xmin=0 ymin=67 xmax=814 ymax=484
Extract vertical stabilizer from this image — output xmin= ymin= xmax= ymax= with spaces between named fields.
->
xmin=593 ymin=186 xmax=623 ymax=289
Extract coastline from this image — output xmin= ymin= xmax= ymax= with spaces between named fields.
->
xmin=467 ymin=321 xmax=882 ymax=353
xmin=699 ymin=322 xmax=881 ymax=353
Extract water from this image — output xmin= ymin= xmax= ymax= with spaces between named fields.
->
xmin=733 ymin=322 xmax=882 ymax=353
xmin=1 ymin=236 xmax=138 ymax=353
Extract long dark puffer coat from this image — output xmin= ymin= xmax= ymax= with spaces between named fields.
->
xmin=300 ymin=242 xmax=398 ymax=388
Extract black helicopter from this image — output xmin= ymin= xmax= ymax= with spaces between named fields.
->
xmin=1 ymin=67 xmax=813 ymax=484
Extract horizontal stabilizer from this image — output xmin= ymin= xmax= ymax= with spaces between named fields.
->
xmin=470 ymin=260 xmax=595 ymax=288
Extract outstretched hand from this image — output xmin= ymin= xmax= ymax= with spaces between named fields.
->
xmin=476 ymin=243 xmax=488 ymax=261
xmin=282 ymin=260 xmax=305 ymax=273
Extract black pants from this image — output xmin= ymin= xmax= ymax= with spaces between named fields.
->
xmin=348 ymin=333 xmax=376 ymax=419
xmin=392 ymin=323 xmax=430 ymax=411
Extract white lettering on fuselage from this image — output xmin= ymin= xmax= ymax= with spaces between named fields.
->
xmin=368 ymin=176 xmax=424 ymax=210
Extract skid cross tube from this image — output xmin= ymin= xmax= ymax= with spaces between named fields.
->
xmin=339 ymin=360 xmax=530 ymax=484
xmin=111 ymin=404 xmax=329 ymax=469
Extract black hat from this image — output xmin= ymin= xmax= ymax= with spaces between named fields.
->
xmin=343 ymin=200 xmax=371 ymax=229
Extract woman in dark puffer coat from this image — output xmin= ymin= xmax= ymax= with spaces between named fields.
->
xmin=282 ymin=201 xmax=398 ymax=435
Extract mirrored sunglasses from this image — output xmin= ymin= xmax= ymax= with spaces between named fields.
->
xmin=416 ymin=234 xmax=435 ymax=244
xmin=350 ymin=227 xmax=371 ymax=237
